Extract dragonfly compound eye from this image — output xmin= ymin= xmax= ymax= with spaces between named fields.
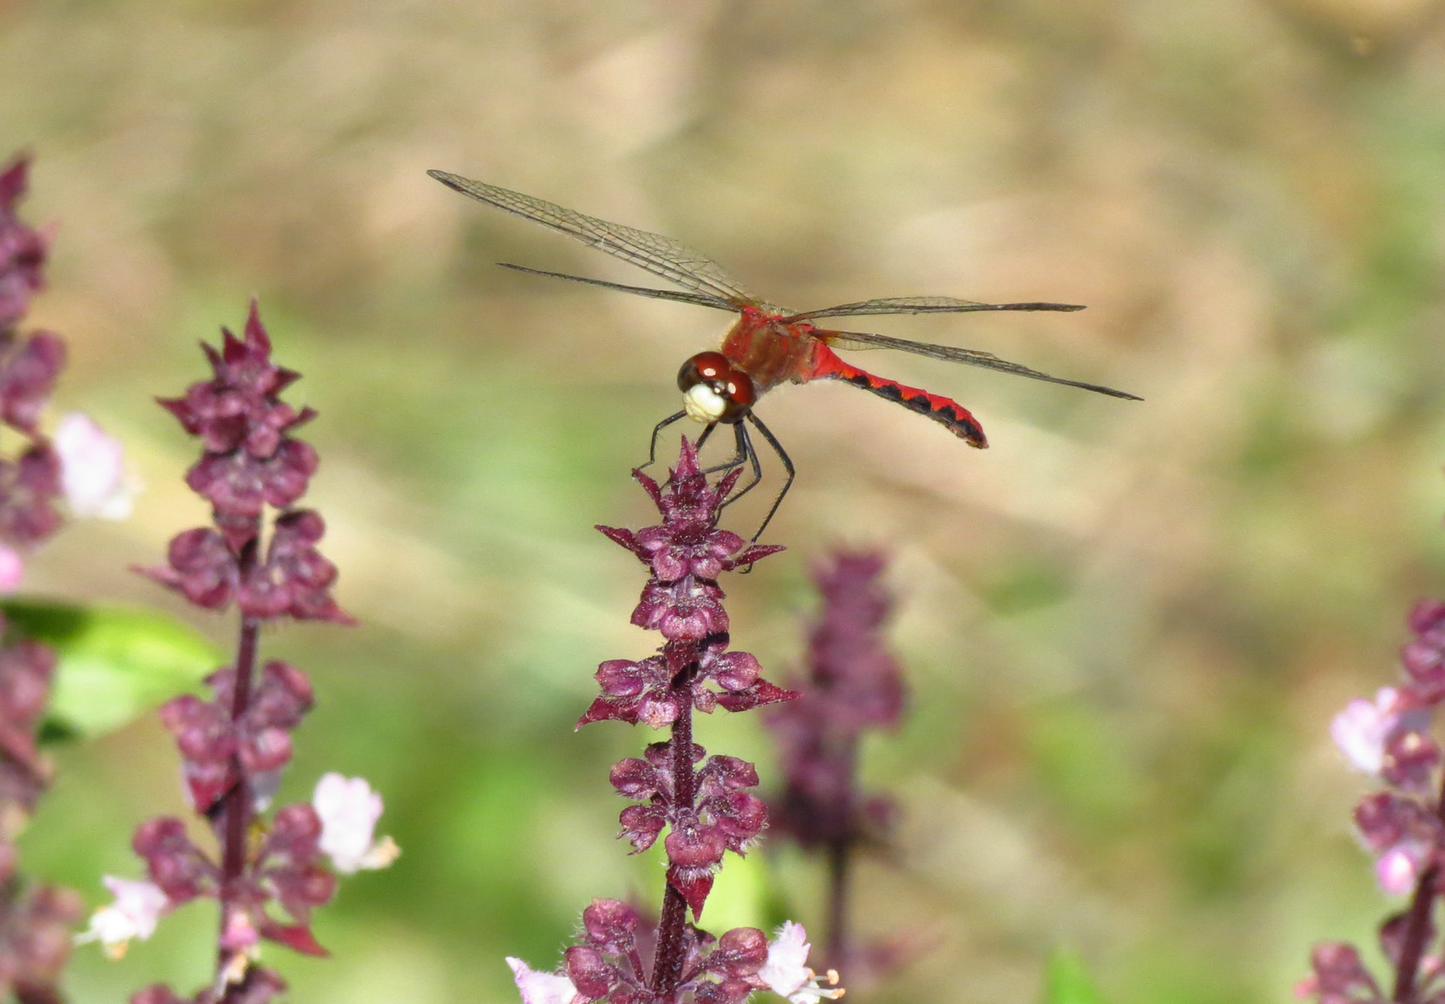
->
xmin=678 ymin=352 xmax=755 ymax=424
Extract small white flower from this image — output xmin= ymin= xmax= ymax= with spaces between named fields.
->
xmin=313 ymin=773 xmax=399 ymax=874
xmin=78 ymin=877 xmax=169 ymax=958
xmin=507 ymin=957 xmax=579 ymax=1004
xmin=759 ymin=922 xmax=845 ymax=1004
xmin=250 ymin=768 xmax=284 ymax=812
xmin=54 ymin=412 xmax=135 ymax=520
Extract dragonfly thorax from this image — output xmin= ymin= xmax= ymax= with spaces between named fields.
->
xmin=678 ymin=351 xmax=756 ymax=425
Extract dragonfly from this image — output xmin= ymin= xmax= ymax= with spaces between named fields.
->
xmin=428 ymin=170 xmax=1141 ymax=539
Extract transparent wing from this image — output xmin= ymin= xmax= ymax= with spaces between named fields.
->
xmin=497 ymin=264 xmax=738 ymax=312
xmin=785 ymin=295 xmax=1085 ymax=322
xmin=822 ymin=328 xmax=1143 ymax=400
xmin=429 ymin=170 xmax=761 ymax=308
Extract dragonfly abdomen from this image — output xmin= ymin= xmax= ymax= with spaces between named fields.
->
xmin=811 ymin=347 xmax=988 ymax=449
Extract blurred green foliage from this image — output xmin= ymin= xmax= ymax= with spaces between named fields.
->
xmin=1041 ymin=949 xmax=1108 ymax=1004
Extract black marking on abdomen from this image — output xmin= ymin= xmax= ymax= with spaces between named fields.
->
xmin=835 ymin=369 xmax=987 ymax=448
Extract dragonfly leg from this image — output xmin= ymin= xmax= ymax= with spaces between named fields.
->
xmin=743 ymin=412 xmax=794 ymax=543
xmin=716 ymin=421 xmax=763 ymax=509
xmin=697 ymin=421 xmax=751 ymax=482
xmin=640 ymin=410 xmax=688 ymax=472
xmin=693 ymin=422 xmax=745 ymax=485
xmin=644 ymin=411 xmax=753 ymax=504
xmin=641 ymin=410 xmax=788 ymax=549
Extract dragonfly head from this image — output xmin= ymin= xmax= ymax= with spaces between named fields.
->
xmin=678 ymin=351 xmax=755 ymax=425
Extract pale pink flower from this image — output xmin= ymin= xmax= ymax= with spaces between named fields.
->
xmin=1376 ymin=842 xmax=1427 ymax=896
xmin=507 ymin=957 xmax=580 ymax=1004
xmin=0 ymin=543 xmax=23 ymax=592
xmin=54 ymin=412 xmax=134 ymax=519
xmin=758 ymin=922 xmax=845 ymax=1004
xmin=313 ymin=773 xmax=398 ymax=874
xmin=220 ymin=907 xmax=261 ymax=950
xmin=78 ymin=877 xmax=169 ymax=957
xmin=1331 ymin=688 xmax=1427 ymax=775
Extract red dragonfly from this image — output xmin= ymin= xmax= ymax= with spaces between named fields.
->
xmin=429 ymin=170 xmax=1140 ymax=536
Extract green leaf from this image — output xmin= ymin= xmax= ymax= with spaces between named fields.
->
xmin=1041 ymin=948 xmax=1107 ymax=1004
xmin=2 ymin=598 xmax=220 ymax=738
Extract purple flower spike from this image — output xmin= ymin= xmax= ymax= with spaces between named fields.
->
xmin=159 ymin=303 xmax=309 ymax=457
xmin=0 ymin=152 xmax=80 ymax=591
xmin=767 ymin=548 xmax=908 ymax=973
xmin=159 ymin=303 xmax=317 ymax=527
xmin=597 ymin=439 xmax=783 ymax=582
xmin=140 ymin=301 xmax=348 ymax=623
xmin=770 ymin=549 xmax=905 ymax=848
xmin=1301 ymin=491 xmax=1445 ymax=1001
xmin=502 ymin=437 xmax=855 ymax=1004
xmin=0 ymin=154 xmax=138 ymax=1004
xmin=93 ymin=301 xmax=391 ymax=999
xmin=492 ymin=437 xmax=806 ymax=1003
xmin=0 ymin=155 xmax=48 ymax=334
xmin=0 ymin=332 xmax=65 ymax=436
xmin=0 ymin=636 xmax=57 ymax=810
xmin=589 ymin=439 xmax=791 ymax=922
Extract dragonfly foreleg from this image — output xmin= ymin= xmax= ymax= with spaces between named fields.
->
xmin=716 ymin=421 xmax=763 ymax=510
xmin=640 ymin=410 xmax=689 ymax=472
xmin=697 ymin=424 xmax=749 ymax=480
xmin=640 ymin=409 xmax=790 ymax=547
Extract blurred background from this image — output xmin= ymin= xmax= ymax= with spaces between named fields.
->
xmin=5 ymin=0 xmax=1445 ymax=1001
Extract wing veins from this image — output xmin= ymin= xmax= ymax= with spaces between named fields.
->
xmin=786 ymin=296 xmax=1086 ymax=321
xmin=825 ymin=329 xmax=1142 ymax=400
xmin=429 ymin=171 xmax=756 ymax=307
xmin=497 ymin=264 xmax=739 ymax=312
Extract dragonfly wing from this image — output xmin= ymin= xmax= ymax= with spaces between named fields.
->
xmin=785 ymin=295 xmax=1085 ymax=322
xmin=429 ymin=171 xmax=760 ymax=308
xmin=822 ymin=329 xmax=1142 ymax=400
xmin=497 ymin=264 xmax=738 ymax=312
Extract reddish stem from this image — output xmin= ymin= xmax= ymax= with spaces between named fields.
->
xmin=821 ymin=733 xmax=861 ymax=969
xmin=216 ymin=541 xmax=261 ymax=990
xmin=1392 ymin=768 xmax=1445 ymax=1002
xmin=650 ymin=654 xmax=701 ymax=1001
xmin=652 ymin=882 xmax=689 ymax=1002
xmin=823 ymin=836 xmax=851 ymax=968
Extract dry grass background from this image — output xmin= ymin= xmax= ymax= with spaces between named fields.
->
xmin=6 ymin=0 xmax=1445 ymax=1001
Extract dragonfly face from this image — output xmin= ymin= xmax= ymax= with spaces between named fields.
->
xmin=677 ymin=352 xmax=756 ymax=426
